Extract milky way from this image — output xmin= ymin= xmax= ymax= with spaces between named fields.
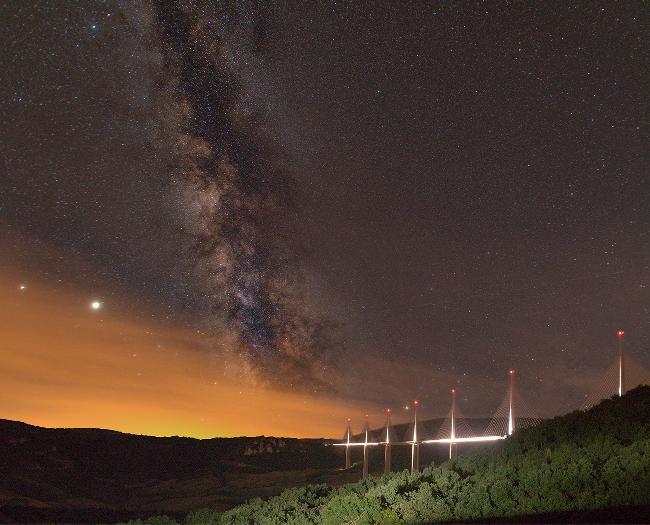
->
xmin=146 ymin=1 xmax=337 ymax=390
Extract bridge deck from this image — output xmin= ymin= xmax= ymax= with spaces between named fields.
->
xmin=332 ymin=435 xmax=505 ymax=446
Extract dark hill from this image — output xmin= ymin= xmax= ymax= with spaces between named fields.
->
xmin=0 ymin=415 xmax=504 ymax=523
xmin=0 ymin=421 xmax=340 ymax=523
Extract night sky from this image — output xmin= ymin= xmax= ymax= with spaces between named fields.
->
xmin=1 ymin=1 xmax=648 ymax=437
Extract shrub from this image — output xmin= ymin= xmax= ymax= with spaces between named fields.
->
xmin=185 ymin=508 xmax=220 ymax=525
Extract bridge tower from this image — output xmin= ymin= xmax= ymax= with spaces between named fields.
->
xmin=449 ymin=388 xmax=457 ymax=459
xmin=362 ymin=413 xmax=370 ymax=478
xmin=344 ymin=417 xmax=352 ymax=469
xmin=507 ymin=369 xmax=515 ymax=436
xmin=617 ymin=330 xmax=625 ymax=397
xmin=383 ymin=408 xmax=392 ymax=475
xmin=411 ymin=400 xmax=420 ymax=473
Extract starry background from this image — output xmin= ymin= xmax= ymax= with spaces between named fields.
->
xmin=0 ymin=0 xmax=648 ymax=435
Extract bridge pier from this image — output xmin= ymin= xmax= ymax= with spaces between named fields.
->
xmin=362 ymin=413 xmax=369 ymax=478
xmin=383 ymin=408 xmax=392 ymax=475
xmin=449 ymin=388 xmax=456 ymax=459
xmin=384 ymin=443 xmax=391 ymax=474
xmin=344 ymin=418 xmax=351 ymax=469
xmin=508 ymin=369 xmax=515 ymax=435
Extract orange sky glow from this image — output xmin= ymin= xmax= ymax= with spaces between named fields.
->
xmin=0 ymin=265 xmax=369 ymax=439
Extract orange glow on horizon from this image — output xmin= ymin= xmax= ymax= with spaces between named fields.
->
xmin=0 ymin=268 xmax=363 ymax=439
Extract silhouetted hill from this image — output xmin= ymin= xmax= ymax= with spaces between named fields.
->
xmin=0 ymin=421 xmax=341 ymax=523
xmin=0 ymin=418 xmax=337 ymax=478
xmin=0 ymin=416 xmax=503 ymax=523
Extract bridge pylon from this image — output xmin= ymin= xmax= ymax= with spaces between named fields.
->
xmin=583 ymin=330 xmax=650 ymax=409
xmin=449 ymin=388 xmax=457 ymax=459
xmin=508 ymin=369 xmax=515 ymax=435
xmin=362 ymin=413 xmax=370 ymax=478
xmin=344 ymin=418 xmax=352 ymax=469
xmin=617 ymin=330 xmax=625 ymax=397
xmin=411 ymin=400 xmax=420 ymax=473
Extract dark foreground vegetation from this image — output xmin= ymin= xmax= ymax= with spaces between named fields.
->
xmin=122 ymin=386 xmax=650 ymax=524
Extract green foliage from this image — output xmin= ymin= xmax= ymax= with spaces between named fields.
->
xmin=185 ymin=508 xmax=220 ymax=525
xmin=127 ymin=386 xmax=650 ymax=525
xmin=320 ymin=493 xmax=399 ymax=525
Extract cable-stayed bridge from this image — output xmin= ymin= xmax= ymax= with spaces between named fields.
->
xmin=334 ymin=330 xmax=650 ymax=478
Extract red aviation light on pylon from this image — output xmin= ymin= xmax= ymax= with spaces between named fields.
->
xmin=385 ymin=407 xmax=392 ymax=413
xmin=617 ymin=330 xmax=625 ymax=337
xmin=346 ymin=417 xmax=351 ymax=423
xmin=509 ymin=368 xmax=515 ymax=375
xmin=364 ymin=413 xmax=369 ymax=419
xmin=413 ymin=399 xmax=420 ymax=406
xmin=451 ymin=388 xmax=456 ymax=394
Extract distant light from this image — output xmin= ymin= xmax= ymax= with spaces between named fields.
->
xmin=451 ymin=388 xmax=456 ymax=394
xmin=346 ymin=417 xmax=351 ymax=422
xmin=364 ymin=413 xmax=369 ymax=418
xmin=90 ymin=300 xmax=102 ymax=310
xmin=385 ymin=407 xmax=392 ymax=413
xmin=509 ymin=368 xmax=515 ymax=375
xmin=19 ymin=283 xmax=27 ymax=291
xmin=413 ymin=399 xmax=419 ymax=406
xmin=617 ymin=330 xmax=625 ymax=337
